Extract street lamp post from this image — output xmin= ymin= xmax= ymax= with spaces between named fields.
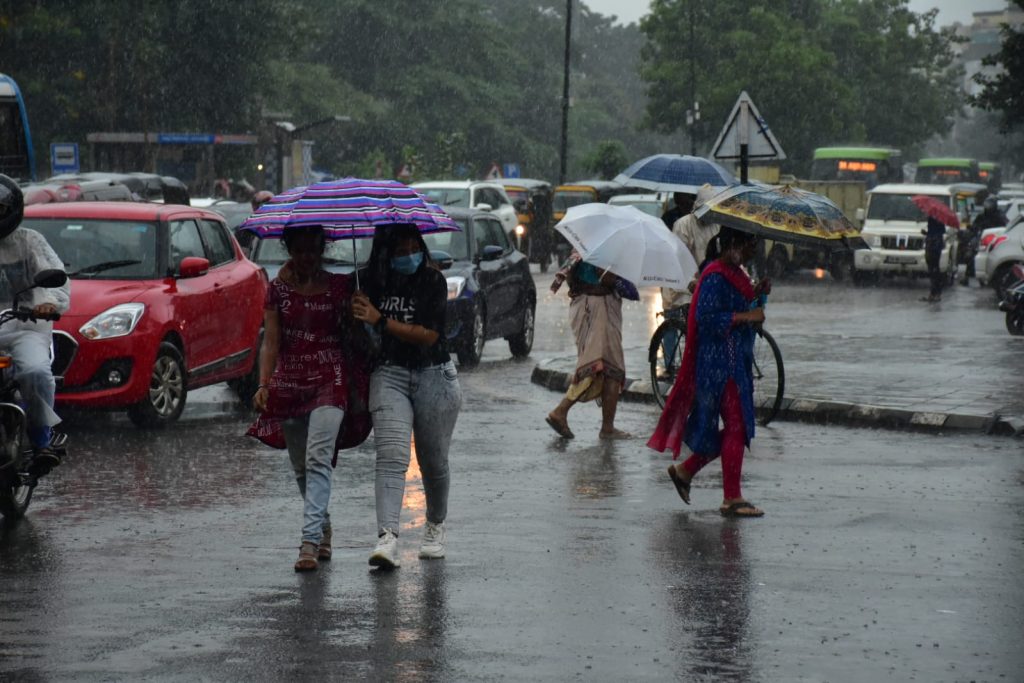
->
xmin=559 ymin=0 xmax=573 ymax=186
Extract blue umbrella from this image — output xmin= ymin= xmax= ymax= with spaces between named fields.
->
xmin=614 ymin=154 xmax=736 ymax=194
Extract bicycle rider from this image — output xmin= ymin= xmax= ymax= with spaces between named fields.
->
xmin=0 ymin=175 xmax=70 ymax=473
xmin=660 ymin=184 xmax=720 ymax=373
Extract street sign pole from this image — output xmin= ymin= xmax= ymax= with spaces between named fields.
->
xmin=739 ymin=100 xmax=750 ymax=184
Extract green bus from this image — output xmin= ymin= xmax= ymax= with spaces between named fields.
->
xmin=914 ymin=158 xmax=980 ymax=185
xmin=810 ymin=147 xmax=902 ymax=188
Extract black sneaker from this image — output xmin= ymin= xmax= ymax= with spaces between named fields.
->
xmin=28 ymin=446 xmax=61 ymax=477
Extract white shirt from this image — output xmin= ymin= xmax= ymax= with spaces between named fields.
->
xmin=0 ymin=228 xmax=71 ymax=334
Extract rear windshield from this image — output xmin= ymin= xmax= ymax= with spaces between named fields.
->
xmin=416 ymin=188 xmax=470 ymax=207
xmin=22 ymin=218 xmax=161 ymax=278
xmin=553 ymin=190 xmax=594 ymax=213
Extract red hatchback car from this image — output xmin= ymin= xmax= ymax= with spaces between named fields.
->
xmin=21 ymin=202 xmax=266 ymax=426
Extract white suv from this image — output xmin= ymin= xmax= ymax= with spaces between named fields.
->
xmin=412 ymin=181 xmax=518 ymax=237
xmin=854 ymin=183 xmax=968 ymax=283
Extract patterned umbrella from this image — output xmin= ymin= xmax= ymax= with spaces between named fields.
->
xmin=695 ymin=184 xmax=867 ymax=251
xmin=238 ymin=178 xmax=460 ymax=239
xmin=613 ymin=154 xmax=736 ymax=194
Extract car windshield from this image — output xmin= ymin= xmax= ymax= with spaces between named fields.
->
xmin=22 ymin=218 xmax=160 ymax=279
xmin=417 ymin=187 xmax=470 ymax=207
xmin=866 ymin=194 xmax=939 ymax=223
xmin=612 ymin=200 xmax=661 ymax=216
xmin=251 ymin=236 xmax=373 ymax=266
xmin=423 ymin=219 xmax=470 ymax=261
xmin=553 ymin=190 xmax=594 ymax=213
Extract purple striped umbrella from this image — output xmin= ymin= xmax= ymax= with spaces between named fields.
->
xmin=239 ymin=178 xmax=460 ymax=287
xmin=238 ymin=177 xmax=460 ymax=239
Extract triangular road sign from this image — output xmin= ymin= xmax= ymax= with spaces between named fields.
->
xmin=710 ymin=91 xmax=786 ymax=161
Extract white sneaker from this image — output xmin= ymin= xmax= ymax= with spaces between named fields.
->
xmin=369 ymin=529 xmax=400 ymax=569
xmin=419 ymin=521 xmax=446 ymax=559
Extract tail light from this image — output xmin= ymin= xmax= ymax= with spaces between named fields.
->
xmin=980 ymin=233 xmax=997 ymax=249
xmin=989 ymin=235 xmax=1008 ymax=252
xmin=0 ymin=356 xmax=12 ymax=369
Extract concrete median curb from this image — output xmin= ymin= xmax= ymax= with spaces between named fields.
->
xmin=531 ymin=357 xmax=1022 ymax=437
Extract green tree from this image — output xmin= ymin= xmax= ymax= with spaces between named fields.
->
xmin=639 ymin=0 xmax=959 ymax=173
xmin=970 ymin=0 xmax=1024 ymax=133
xmin=584 ymin=140 xmax=628 ymax=179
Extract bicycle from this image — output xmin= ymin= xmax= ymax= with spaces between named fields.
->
xmin=647 ymin=305 xmax=785 ymax=426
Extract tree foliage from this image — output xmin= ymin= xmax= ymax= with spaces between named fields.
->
xmin=970 ymin=0 xmax=1024 ymax=133
xmin=640 ymin=0 xmax=961 ymax=172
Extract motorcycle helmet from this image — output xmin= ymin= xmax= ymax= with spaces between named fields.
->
xmin=983 ymin=196 xmax=998 ymax=211
xmin=0 ymin=174 xmax=24 ymax=241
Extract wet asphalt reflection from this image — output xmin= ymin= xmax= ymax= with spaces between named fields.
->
xmin=0 ymin=271 xmax=1022 ymax=681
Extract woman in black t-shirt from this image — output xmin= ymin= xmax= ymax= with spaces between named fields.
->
xmin=352 ymin=224 xmax=462 ymax=569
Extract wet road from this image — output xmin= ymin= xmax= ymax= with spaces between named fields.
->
xmin=2 ymin=271 xmax=1023 ymax=681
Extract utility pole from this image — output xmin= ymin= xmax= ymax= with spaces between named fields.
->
xmin=559 ymin=0 xmax=573 ymax=185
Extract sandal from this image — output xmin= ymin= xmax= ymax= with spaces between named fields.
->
xmin=545 ymin=415 xmax=575 ymax=439
xmin=667 ymin=466 xmax=691 ymax=505
xmin=294 ymin=541 xmax=319 ymax=572
xmin=719 ymin=501 xmax=764 ymax=518
xmin=318 ymin=526 xmax=332 ymax=562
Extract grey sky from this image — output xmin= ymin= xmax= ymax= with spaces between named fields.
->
xmin=584 ymin=0 xmax=1009 ymax=28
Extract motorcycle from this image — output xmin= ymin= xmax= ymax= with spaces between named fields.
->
xmin=998 ymin=263 xmax=1024 ymax=336
xmin=0 ymin=268 xmax=70 ymax=520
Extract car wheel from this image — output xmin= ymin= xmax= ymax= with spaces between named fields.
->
xmin=128 ymin=342 xmax=187 ymax=428
xmin=457 ymin=303 xmax=485 ymax=368
xmin=508 ymin=303 xmax=535 ymax=358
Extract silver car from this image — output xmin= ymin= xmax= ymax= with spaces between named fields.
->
xmin=984 ymin=219 xmax=1024 ymax=296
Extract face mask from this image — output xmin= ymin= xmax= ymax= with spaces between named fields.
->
xmin=391 ymin=252 xmax=423 ymax=275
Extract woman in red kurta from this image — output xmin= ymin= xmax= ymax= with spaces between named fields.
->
xmin=249 ymin=226 xmax=357 ymax=572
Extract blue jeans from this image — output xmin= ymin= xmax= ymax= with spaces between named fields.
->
xmin=370 ymin=361 xmax=462 ymax=537
xmin=0 ymin=330 xmax=59 ymax=448
xmin=283 ymin=406 xmax=344 ymax=544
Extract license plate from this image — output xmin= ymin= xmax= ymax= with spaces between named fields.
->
xmin=884 ymin=255 xmax=917 ymax=265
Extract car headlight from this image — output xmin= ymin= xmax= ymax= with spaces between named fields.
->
xmin=514 ymin=224 xmax=526 ymax=237
xmin=446 ymin=276 xmax=467 ymax=300
xmin=80 ymin=303 xmax=145 ymax=340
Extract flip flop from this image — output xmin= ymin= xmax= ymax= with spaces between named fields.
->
xmin=667 ymin=466 xmax=691 ymax=505
xmin=545 ymin=415 xmax=575 ymax=439
xmin=719 ymin=501 xmax=764 ymax=518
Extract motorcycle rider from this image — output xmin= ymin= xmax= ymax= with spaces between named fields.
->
xmin=962 ymin=196 xmax=1007 ymax=286
xmin=0 ymin=175 xmax=70 ymax=472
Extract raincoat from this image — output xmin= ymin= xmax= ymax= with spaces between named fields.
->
xmin=648 ymin=260 xmax=756 ymax=457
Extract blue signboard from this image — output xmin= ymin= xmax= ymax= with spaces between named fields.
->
xmin=503 ymin=163 xmax=521 ymax=179
xmin=50 ymin=143 xmax=80 ymax=174
xmin=156 ymin=133 xmax=215 ymax=145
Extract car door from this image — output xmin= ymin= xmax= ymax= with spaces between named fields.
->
xmin=197 ymin=218 xmax=258 ymax=375
xmin=167 ymin=218 xmax=221 ymax=371
xmin=479 ymin=218 xmax=522 ymax=335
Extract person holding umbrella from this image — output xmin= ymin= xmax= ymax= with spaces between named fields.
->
xmin=909 ymin=195 xmax=960 ymax=303
xmin=546 ymin=253 xmax=638 ymax=440
xmin=648 ymin=226 xmax=767 ymax=518
xmin=249 ymin=225 xmax=361 ymax=572
xmin=351 ymin=224 xmax=462 ymax=570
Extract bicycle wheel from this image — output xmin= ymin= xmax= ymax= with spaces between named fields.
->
xmin=648 ymin=318 xmax=687 ymax=408
xmin=752 ymin=328 xmax=784 ymax=426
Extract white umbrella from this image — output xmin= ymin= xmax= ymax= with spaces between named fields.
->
xmin=553 ymin=203 xmax=698 ymax=288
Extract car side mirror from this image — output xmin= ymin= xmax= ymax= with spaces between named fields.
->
xmin=34 ymin=269 xmax=68 ymax=289
xmin=430 ymin=249 xmax=454 ymax=270
xmin=475 ymin=202 xmax=493 ymax=212
xmin=855 ymin=207 xmax=865 ymax=223
xmin=178 ymin=256 xmax=210 ymax=278
xmin=480 ymin=245 xmax=503 ymax=262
